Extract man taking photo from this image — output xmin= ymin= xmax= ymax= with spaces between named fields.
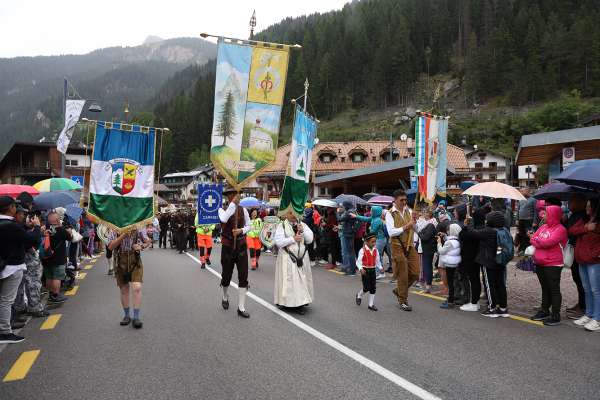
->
xmin=42 ymin=211 xmax=73 ymax=304
xmin=0 ymin=196 xmax=42 ymax=344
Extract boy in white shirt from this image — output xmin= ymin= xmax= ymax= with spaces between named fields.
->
xmin=355 ymin=233 xmax=382 ymax=311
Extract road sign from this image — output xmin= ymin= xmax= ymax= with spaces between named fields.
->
xmin=71 ymin=175 xmax=84 ymax=187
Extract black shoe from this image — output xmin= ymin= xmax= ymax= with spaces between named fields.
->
xmin=356 ymin=295 xmax=362 ymax=306
xmin=368 ymin=305 xmax=378 ymax=311
xmin=543 ymin=314 xmax=561 ymax=326
xmin=296 ymin=306 xmax=306 ymax=315
xmin=237 ymin=309 xmax=250 ymax=318
xmin=132 ymin=319 xmax=143 ymax=329
xmin=107 ymin=270 xmax=114 ymax=275
xmin=0 ymin=333 xmax=25 ymax=344
xmin=120 ymin=316 xmax=131 ymax=326
xmin=222 ymin=298 xmax=229 ymax=310
xmin=48 ymin=293 xmax=68 ymax=304
xmin=399 ymin=303 xmax=412 ymax=311
xmin=11 ymin=320 xmax=26 ymax=329
xmin=14 ymin=313 xmax=28 ymax=323
xmin=481 ymin=308 xmax=500 ymax=318
xmin=206 ymin=259 xmax=211 ymax=266
xmin=201 ymin=263 xmax=206 ymax=269
xmin=28 ymin=310 xmax=50 ymax=318
xmin=531 ymin=310 xmax=550 ymax=321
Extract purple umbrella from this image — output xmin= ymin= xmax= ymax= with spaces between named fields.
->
xmin=367 ymin=195 xmax=394 ymax=205
xmin=533 ymin=182 xmax=596 ymax=201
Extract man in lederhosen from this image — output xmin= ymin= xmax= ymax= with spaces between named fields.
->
xmin=218 ymin=186 xmax=251 ymax=318
xmin=385 ymin=189 xmax=420 ymax=311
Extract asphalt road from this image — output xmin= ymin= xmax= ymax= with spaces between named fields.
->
xmin=1 ymin=245 xmax=599 ymax=400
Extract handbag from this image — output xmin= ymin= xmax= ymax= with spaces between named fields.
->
xmin=560 ymin=243 xmax=574 ymax=269
xmin=70 ymin=229 xmax=83 ymax=243
xmin=524 ymin=245 xmax=536 ymax=257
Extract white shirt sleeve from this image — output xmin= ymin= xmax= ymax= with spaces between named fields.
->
xmin=273 ymin=223 xmax=295 ymax=248
xmin=241 ymin=208 xmax=251 ymax=234
xmin=301 ymin=222 xmax=314 ymax=244
xmin=385 ymin=210 xmax=404 ymax=237
xmin=218 ymin=202 xmax=236 ymax=223
xmin=356 ymin=247 xmax=365 ymax=271
xmin=375 ymin=249 xmax=382 ymax=270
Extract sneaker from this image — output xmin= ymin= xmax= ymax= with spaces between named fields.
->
xmin=48 ymin=293 xmax=68 ymax=303
xmin=376 ymin=273 xmax=386 ymax=280
xmin=368 ymin=305 xmax=378 ymax=311
xmin=335 ymin=262 xmax=342 ymax=266
xmin=584 ymin=319 xmax=600 ymax=332
xmin=399 ymin=303 xmax=412 ymax=311
xmin=543 ymin=314 xmax=561 ymax=326
xmin=28 ymin=309 xmax=50 ymax=318
xmin=120 ymin=316 xmax=131 ymax=326
xmin=11 ymin=321 xmax=26 ymax=330
xmin=496 ymin=308 xmax=510 ymax=318
xmin=574 ymin=315 xmax=592 ymax=326
xmin=566 ymin=307 xmax=584 ymax=320
xmin=318 ymin=259 xmax=328 ymax=265
xmin=531 ymin=310 xmax=550 ymax=321
xmin=355 ymin=294 xmax=362 ymax=306
xmin=206 ymin=259 xmax=212 ymax=266
xmin=460 ymin=303 xmax=479 ymax=312
xmin=481 ymin=308 xmax=500 ymax=318
xmin=132 ymin=318 xmax=143 ymax=329
xmin=440 ymin=301 xmax=452 ymax=309
xmin=0 ymin=333 xmax=25 ymax=344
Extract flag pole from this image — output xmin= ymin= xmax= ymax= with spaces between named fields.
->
xmin=200 ymin=32 xmax=302 ymax=49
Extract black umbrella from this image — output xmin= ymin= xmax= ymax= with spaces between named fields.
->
xmin=533 ymin=182 xmax=596 ymax=201
xmin=555 ymin=159 xmax=600 ymax=190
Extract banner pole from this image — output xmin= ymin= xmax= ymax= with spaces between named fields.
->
xmin=200 ymin=32 xmax=302 ymax=49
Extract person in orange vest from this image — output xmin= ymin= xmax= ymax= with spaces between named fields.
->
xmin=247 ymin=209 xmax=263 ymax=270
xmin=194 ymin=213 xmax=215 ymax=269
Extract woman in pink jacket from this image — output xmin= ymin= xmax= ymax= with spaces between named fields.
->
xmin=530 ymin=205 xmax=568 ymax=326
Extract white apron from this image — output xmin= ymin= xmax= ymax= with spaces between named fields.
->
xmin=273 ymin=220 xmax=314 ymax=307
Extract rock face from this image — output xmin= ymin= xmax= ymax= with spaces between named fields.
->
xmin=405 ymin=107 xmax=417 ymax=118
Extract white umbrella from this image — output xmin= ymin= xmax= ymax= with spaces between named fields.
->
xmin=312 ymin=198 xmax=338 ymax=208
xmin=463 ymin=181 xmax=526 ymax=201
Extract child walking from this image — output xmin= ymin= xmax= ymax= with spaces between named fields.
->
xmin=437 ymin=223 xmax=462 ymax=309
xmin=355 ymin=233 xmax=382 ymax=311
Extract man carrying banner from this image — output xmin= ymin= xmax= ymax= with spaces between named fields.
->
xmin=385 ymin=189 xmax=419 ymax=311
xmin=218 ymin=186 xmax=251 ymax=318
xmin=107 ymin=229 xmax=151 ymax=329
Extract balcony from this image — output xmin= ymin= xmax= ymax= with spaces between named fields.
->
xmin=12 ymin=166 xmax=51 ymax=176
xmin=470 ymin=166 xmax=506 ymax=172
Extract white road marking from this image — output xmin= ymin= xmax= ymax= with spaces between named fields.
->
xmin=185 ymin=252 xmax=441 ymax=400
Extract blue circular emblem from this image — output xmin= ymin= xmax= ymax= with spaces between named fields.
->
xmin=199 ymin=188 xmax=221 ymax=213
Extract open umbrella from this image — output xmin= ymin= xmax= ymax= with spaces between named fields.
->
xmin=459 ymin=181 xmax=478 ymax=191
xmin=0 ymin=184 xmax=39 ymax=198
xmin=312 ymin=198 xmax=338 ymax=208
xmin=362 ymin=192 xmax=380 ymax=200
xmin=555 ymin=159 xmax=600 ymax=190
xmin=463 ymin=181 xmax=526 ymax=201
xmin=33 ymin=177 xmax=82 ymax=192
xmin=335 ymin=194 xmax=368 ymax=206
xmin=533 ymin=182 xmax=596 ymax=201
xmin=65 ymin=203 xmax=84 ymax=221
xmin=33 ymin=190 xmax=81 ymax=210
xmin=240 ymin=196 xmax=261 ymax=208
xmin=367 ymin=195 xmax=394 ymax=205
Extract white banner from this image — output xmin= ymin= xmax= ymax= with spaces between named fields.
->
xmin=57 ymin=99 xmax=86 ymax=154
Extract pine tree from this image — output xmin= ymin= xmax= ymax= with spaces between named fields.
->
xmin=215 ymin=91 xmax=236 ymax=147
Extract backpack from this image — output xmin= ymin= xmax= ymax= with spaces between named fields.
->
xmin=495 ymin=227 xmax=514 ymax=266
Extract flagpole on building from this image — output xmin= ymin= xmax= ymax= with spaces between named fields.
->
xmin=60 ymin=77 xmax=67 ymax=178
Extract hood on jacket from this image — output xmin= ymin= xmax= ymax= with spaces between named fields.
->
xmin=486 ymin=211 xmax=505 ymax=228
xmin=448 ymin=223 xmax=462 ymax=237
xmin=545 ymin=205 xmax=563 ymax=227
xmin=342 ymin=200 xmax=353 ymax=211
xmin=370 ymin=206 xmax=382 ymax=219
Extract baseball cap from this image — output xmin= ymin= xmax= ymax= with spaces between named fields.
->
xmin=0 ymin=196 xmax=16 ymax=208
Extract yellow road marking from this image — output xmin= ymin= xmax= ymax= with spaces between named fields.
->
xmin=76 ymin=272 xmax=87 ymax=280
xmin=3 ymin=350 xmax=41 ymax=382
xmin=411 ymin=290 xmax=446 ymax=301
xmin=84 ymin=265 xmax=93 ymax=270
xmin=509 ymin=314 xmax=544 ymax=327
xmin=328 ymin=269 xmax=345 ymax=275
xmin=90 ymin=259 xmax=97 ymax=263
xmin=40 ymin=314 xmax=62 ymax=330
xmin=64 ymin=286 xmax=79 ymax=296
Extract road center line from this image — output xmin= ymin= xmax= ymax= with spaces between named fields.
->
xmin=185 ymin=252 xmax=441 ymax=400
xmin=3 ymin=350 xmax=40 ymax=382
xmin=40 ymin=314 xmax=62 ymax=330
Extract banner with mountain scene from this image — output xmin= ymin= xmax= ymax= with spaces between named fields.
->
xmin=415 ymin=114 xmax=448 ymax=203
xmin=88 ymin=121 xmax=155 ymax=232
xmin=279 ymin=105 xmax=318 ymax=217
xmin=210 ymin=38 xmax=290 ymax=189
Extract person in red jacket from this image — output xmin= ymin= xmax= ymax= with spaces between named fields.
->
xmin=568 ymin=198 xmax=600 ymax=332
xmin=530 ymin=205 xmax=568 ymax=325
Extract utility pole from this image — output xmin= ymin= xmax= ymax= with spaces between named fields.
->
xmin=60 ymin=77 xmax=67 ymax=178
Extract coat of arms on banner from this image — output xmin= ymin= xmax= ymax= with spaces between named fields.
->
xmin=110 ymin=159 xmax=140 ymax=195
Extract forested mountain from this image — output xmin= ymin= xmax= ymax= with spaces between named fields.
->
xmin=155 ymin=0 xmax=600 ymax=173
xmin=0 ymin=37 xmax=216 ymax=154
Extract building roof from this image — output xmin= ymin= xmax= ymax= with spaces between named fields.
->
xmin=162 ymin=171 xmax=202 ymax=178
xmin=465 ymin=147 xmax=510 ymax=159
xmin=516 ymin=125 xmax=600 ymax=165
xmin=262 ymin=140 xmax=468 ymax=177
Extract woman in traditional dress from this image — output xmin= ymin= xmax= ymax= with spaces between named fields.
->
xmin=273 ymin=210 xmax=315 ymax=314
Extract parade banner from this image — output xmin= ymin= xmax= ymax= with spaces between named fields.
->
xmin=279 ymin=105 xmax=318 ymax=217
xmin=210 ymin=38 xmax=290 ymax=189
xmin=415 ymin=115 xmax=448 ymax=202
xmin=197 ymin=183 xmax=223 ymax=224
xmin=88 ymin=121 xmax=155 ymax=232
xmin=57 ymin=99 xmax=86 ymax=154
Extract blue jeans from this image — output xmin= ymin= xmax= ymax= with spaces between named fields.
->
xmin=341 ymin=236 xmax=356 ymax=274
xmin=579 ymin=263 xmax=600 ymax=321
xmin=375 ymin=238 xmax=387 ymax=274
xmin=422 ymin=252 xmax=434 ymax=285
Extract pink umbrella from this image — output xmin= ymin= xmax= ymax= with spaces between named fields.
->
xmin=463 ymin=182 xmax=525 ymax=201
xmin=367 ymin=195 xmax=394 ymax=205
xmin=0 ymin=184 xmax=39 ymax=198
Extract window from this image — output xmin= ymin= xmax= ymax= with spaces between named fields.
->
xmin=352 ymin=153 xmax=364 ymax=163
xmin=321 ymin=154 xmax=332 ymax=163
xmin=489 ymin=162 xmax=497 ymax=168
xmin=474 ymin=162 xmax=483 ymax=168
xmin=489 ymin=174 xmax=497 ymax=181
xmin=479 ymin=152 xmax=487 ymax=160
xmin=341 ymin=157 xmax=346 ymax=162
xmin=475 ymin=174 xmax=483 ymax=180
xmin=319 ymin=186 xmax=331 ymax=196
xmin=372 ymin=156 xmax=376 ymax=162
xmin=525 ymin=166 xmax=533 ymax=173
xmin=65 ymin=159 xmax=78 ymax=167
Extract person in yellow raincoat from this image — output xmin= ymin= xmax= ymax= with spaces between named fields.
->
xmin=194 ymin=213 xmax=215 ymax=269
xmin=247 ymin=209 xmax=263 ymax=270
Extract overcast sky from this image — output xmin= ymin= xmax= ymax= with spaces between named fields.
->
xmin=0 ymin=0 xmax=350 ymax=58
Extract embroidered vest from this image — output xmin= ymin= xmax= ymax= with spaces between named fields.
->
xmin=221 ymin=205 xmax=246 ymax=247
xmin=361 ymin=246 xmax=378 ymax=269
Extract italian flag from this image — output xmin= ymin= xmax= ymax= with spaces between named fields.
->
xmin=88 ymin=121 xmax=155 ymax=231
xmin=279 ymin=105 xmax=318 ymax=217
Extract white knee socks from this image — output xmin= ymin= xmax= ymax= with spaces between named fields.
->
xmin=238 ymin=287 xmax=247 ymax=312
xmin=368 ymin=293 xmax=375 ymax=307
xmin=222 ymin=286 xmax=229 ymax=301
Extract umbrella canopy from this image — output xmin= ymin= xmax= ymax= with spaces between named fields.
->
xmin=362 ymin=192 xmax=380 ymax=200
xmin=533 ymin=182 xmax=596 ymax=201
xmin=463 ymin=182 xmax=526 ymax=201
xmin=367 ymin=195 xmax=394 ymax=205
xmin=0 ymin=184 xmax=39 ymax=198
xmin=459 ymin=181 xmax=478 ymax=191
xmin=240 ymin=196 xmax=261 ymax=208
xmin=335 ymin=194 xmax=368 ymax=207
xmin=33 ymin=190 xmax=81 ymax=210
xmin=555 ymin=159 xmax=600 ymax=190
xmin=312 ymin=198 xmax=338 ymax=208
xmin=65 ymin=203 xmax=84 ymax=221
xmin=33 ymin=177 xmax=82 ymax=192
